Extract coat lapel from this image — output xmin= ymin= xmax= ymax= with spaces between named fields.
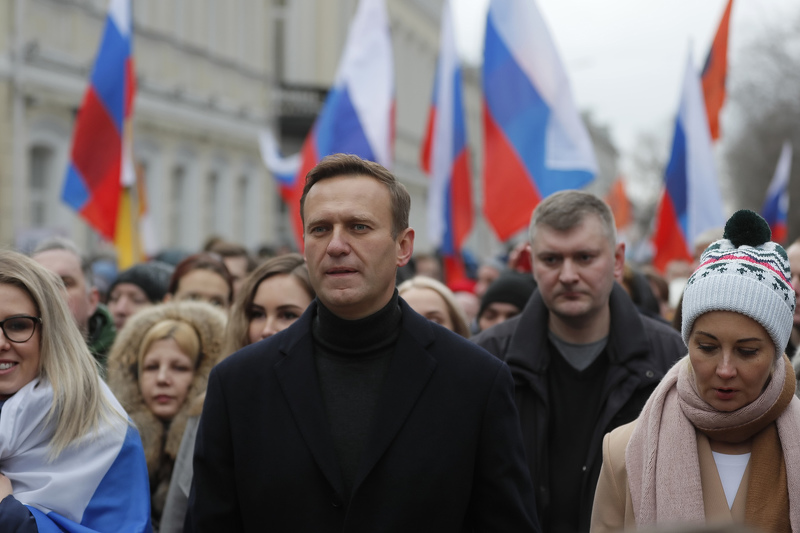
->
xmin=351 ymin=302 xmax=437 ymax=492
xmin=274 ymin=305 xmax=345 ymax=498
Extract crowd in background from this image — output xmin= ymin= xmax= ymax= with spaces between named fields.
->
xmin=4 ymin=168 xmax=800 ymax=531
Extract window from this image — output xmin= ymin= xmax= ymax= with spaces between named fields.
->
xmin=169 ymin=166 xmax=186 ymax=247
xmin=28 ymin=146 xmax=54 ymax=228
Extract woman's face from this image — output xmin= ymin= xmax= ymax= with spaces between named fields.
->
xmin=0 ymin=283 xmax=41 ymax=401
xmin=689 ymin=310 xmax=775 ymax=412
xmin=171 ymin=269 xmax=230 ymax=308
xmin=400 ymin=287 xmax=455 ymax=331
xmin=108 ymin=283 xmax=152 ymax=330
xmin=247 ymin=274 xmax=313 ymax=344
xmin=139 ymin=338 xmax=195 ymax=421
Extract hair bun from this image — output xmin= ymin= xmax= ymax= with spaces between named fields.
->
xmin=722 ymin=209 xmax=771 ymax=248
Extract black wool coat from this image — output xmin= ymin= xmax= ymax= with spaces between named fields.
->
xmin=186 ymin=299 xmax=541 ymax=533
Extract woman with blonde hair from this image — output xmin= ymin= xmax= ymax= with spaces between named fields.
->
xmin=591 ymin=211 xmax=800 ymax=532
xmin=106 ymin=300 xmax=227 ymax=531
xmin=0 ymin=250 xmax=150 ymax=531
xmin=398 ymin=275 xmax=470 ymax=337
xmin=160 ymin=253 xmax=315 ymax=532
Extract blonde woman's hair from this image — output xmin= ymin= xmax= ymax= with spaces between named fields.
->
xmin=222 ymin=253 xmax=314 ymax=357
xmin=137 ymin=319 xmax=202 ymax=373
xmin=398 ymin=275 xmax=470 ymax=338
xmin=0 ymin=249 xmax=122 ymax=459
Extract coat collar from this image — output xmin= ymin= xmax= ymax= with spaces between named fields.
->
xmin=506 ymin=282 xmax=650 ymax=376
xmin=273 ymin=299 xmax=438 ymax=498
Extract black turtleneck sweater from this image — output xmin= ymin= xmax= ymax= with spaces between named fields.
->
xmin=312 ymin=291 xmax=402 ymax=498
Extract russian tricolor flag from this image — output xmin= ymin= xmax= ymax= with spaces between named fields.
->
xmin=421 ymin=0 xmax=472 ymax=284
xmin=62 ymin=0 xmax=135 ymax=241
xmin=652 ymin=52 xmax=726 ymax=272
xmin=762 ymin=141 xmax=792 ymax=244
xmin=283 ymin=0 xmax=394 ymax=247
xmin=481 ymin=0 xmax=597 ymax=242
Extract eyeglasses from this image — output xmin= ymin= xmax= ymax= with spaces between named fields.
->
xmin=0 ymin=316 xmax=42 ymax=343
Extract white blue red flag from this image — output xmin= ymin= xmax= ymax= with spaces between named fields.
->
xmin=259 ymin=128 xmax=301 ymax=188
xmin=62 ymin=0 xmax=135 ymax=241
xmin=0 ymin=379 xmax=151 ymax=532
xmin=283 ymin=0 xmax=394 ymax=247
xmin=762 ymin=141 xmax=792 ymax=244
xmin=421 ymin=0 xmax=472 ymax=284
xmin=653 ymin=52 xmax=726 ymax=271
xmin=481 ymin=0 xmax=597 ymax=242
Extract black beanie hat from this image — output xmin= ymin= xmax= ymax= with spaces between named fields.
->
xmin=108 ymin=261 xmax=174 ymax=303
xmin=478 ymin=270 xmax=536 ymax=318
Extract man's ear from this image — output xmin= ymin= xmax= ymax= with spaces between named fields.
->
xmin=613 ymin=242 xmax=626 ymax=281
xmin=396 ymin=228 xmax=415 ymax=268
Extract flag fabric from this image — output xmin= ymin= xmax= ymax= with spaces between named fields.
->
xmin=115 ymin=163 xmax=157 ymax=269
xmin=605 ymin=176 xmax=632 ymax=231
xmin=62 ymin=0 xmax=135 ymax=241
xmin=481 ymin=0 xmax=597 ymax=242
xmin=652 ymin=52 xmax=726 ymax=272
xmin=258 ymin=128 xmax=302 ymax=188
xmin=762 ymin=141 xmax=792 ymax=244
xmin=1 ymin=379 xmax=151 ymax=532
xmin=421 ymin=0 xmax=473 ymax=285
xmin=701 ymin=0 xmax=733 ymax=141
xmin=281 ymin=0 xmax=394 ymax=248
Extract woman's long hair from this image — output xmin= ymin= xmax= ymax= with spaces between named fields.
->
xmin=0 ymin=249 xmax=121 ymax=458
xmin=398 ymin=275 xmax=470 ymax=337
xmin=221 ymin=253 xmax=314 ymax=358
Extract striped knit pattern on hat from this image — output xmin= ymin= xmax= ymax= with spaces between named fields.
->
xmin=681 ymin=216 xmax=795 ymax=357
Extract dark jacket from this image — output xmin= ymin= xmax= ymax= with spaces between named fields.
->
xmin=186 ymin=299 xmax=540 ymax=532
xmin=472 ymin=283 xmax=684 ymax=532
xmin=87 ymin=303 xmax=115 ymax=376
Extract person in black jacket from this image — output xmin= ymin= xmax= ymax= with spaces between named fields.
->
xmin=186 ymin=154 xmax=540 ymax=532
xmin=472 ymin=190 xmax=684 ymax=533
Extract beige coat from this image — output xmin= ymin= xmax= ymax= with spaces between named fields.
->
xmin=591 ymin=420 xmax=750 ymax=532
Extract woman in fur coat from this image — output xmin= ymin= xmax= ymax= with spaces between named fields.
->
xmin=107 ymin=301 xmax=227 ymax=531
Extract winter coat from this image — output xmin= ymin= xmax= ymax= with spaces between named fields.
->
xmin=591 ymin=421 xmax=751 ymax=531
xmin=106 ymin=301 xmax=227 ymax=529
xmin=186 ymin=299 xmax=541 ymax=532
xmin=471 ymin=283 xmax=685 ymax=531
xmin=87 ymin=303 xmax=116 ymax=377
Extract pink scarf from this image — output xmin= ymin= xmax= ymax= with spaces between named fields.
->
xmin=625 ymin=354 xmax=800 ymax=530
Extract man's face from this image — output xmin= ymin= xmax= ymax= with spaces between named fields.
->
xmin=303 ymin=175 xmax=414 ymax=320
xmin=531 ymin=215 xmax=623 ymax=326
xmin=33 ymin=249 xmax=98 ymax=335
xmin=787 ymin=242 xmax=800 ymax=328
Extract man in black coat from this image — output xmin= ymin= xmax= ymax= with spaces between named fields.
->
xmin=185 ymin=154 xmax=540 ymax=532
xmin=472 ymin=190 xmax=685 ymax=533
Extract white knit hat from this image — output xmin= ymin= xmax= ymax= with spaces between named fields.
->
xmin=681 ymin=210 xmax=795 ymax=357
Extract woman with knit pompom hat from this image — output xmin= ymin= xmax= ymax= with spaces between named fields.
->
xmin=591 ymin=210 xmax=800 ymax=532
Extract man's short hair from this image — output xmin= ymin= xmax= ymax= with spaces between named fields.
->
xmin=32 ymin=236 xmax=94 ymax=291
xmin=207 ymin=240 xmax=257 ymax=273
xmin=528 ymin=190 xmax=617 ymax=247
xmin=299 ymin=153 xmax=411 ymax=238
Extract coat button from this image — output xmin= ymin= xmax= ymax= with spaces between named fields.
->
xmin=645 ymin=370 xmax=654 ymax=378
xmin=332 ymin=499 xmax=342 ymax=508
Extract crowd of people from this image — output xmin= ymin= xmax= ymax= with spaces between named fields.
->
xmin=2 ymin=153 xmax=800 ymax=532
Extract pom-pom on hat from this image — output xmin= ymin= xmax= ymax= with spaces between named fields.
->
xmin=681 ymin=209 xmax=795 ymax=357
